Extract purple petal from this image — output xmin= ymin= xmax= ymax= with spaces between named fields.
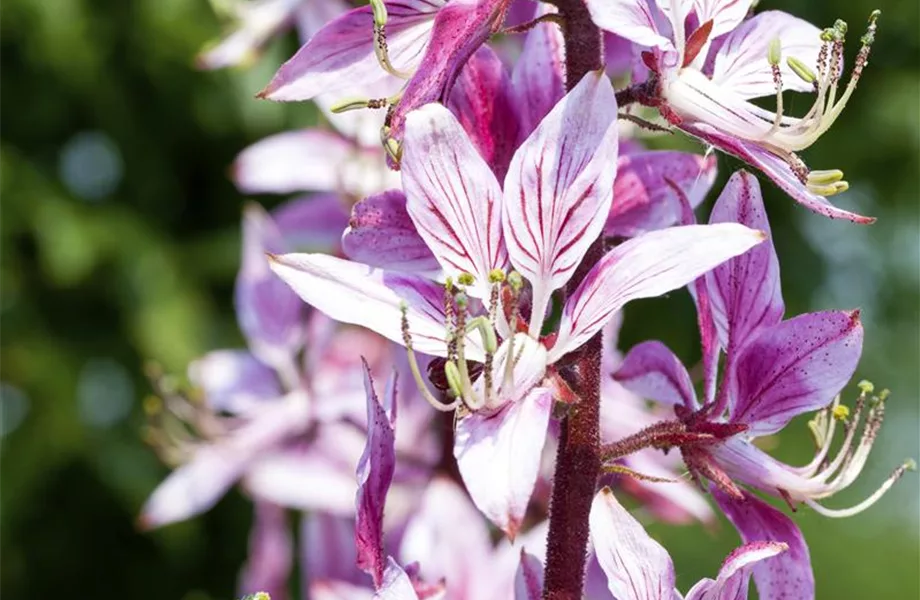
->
xmin=713 ymin=488 xmax=815 ymax=600
xmin=706 ymin=170 xmax=784 ymax=355
xmin=447 ymin=44 xmax=520 ymax=181
xmin=342 ymin=190 xmax=441 ymax=272
xmin=454 ymin=387 xmax=553 ymax=538
xmin=269 ymin=253 xmax=465 ymax=359
xmin=311 ymin=581 xmax=375 ymax=600
xmin=303 ymin=513 xmax=364 ymax=586
xmin=607 ymin=150 xmax=718 ymax=238
xmin=684 ymin=540 xmax=788 ymax=600
xmin=511 ymin=4 xmax=565 ymax=137
xmin=514 ymin=551 xmax=544 ymax=600
xmin=188 ymin=350 xmax=281 ymax=415
xmin=729 ymin=310 xmax=863 ymax=436
xmin=376 ymin=557 xmax=421 ymax=600
xmin=272 ymin=194 xmax=351 ymax=251
xmin=197 ymin=0 xmax=302 ymax=70
xmin=585 ymin=0 xmax=670 ymax=50
xmin=295 ymin=0 xmax=350 ymax=42
xmin=502 ymin=71 xmax=619 ymax=333
xmin=614 ymin=341 xmax=697 ymax=409
xmin=681 ymin=123 xmax=875 ymax=223
xmin=589 ymin=487 xmax=676 ymax=600
xmin=401 ymin=103 xmax=508 ymax=295
xmin=356 ymin=364 xmax=398 ymax=587
xmin=692 ymin=0 xmax=755 ymax=40
xmin=238 ymin=502 xmax=294 ymax=600
xmin=236 ymin=204 xmax=306 ymax=365
xmin=233 ymin=130 xmax=354 ymax=194
xmin=385 ymin=0 xmax=510 ymax=146
xmin=553 ymin=224 xmax=766 ymax=361
xmin=604 ymin=31 xmax=637 ymax=75
xmin=711 ymin=11 xmax=823 ymax=99
xmin=259 ymin=1 xmax=440 ymax=100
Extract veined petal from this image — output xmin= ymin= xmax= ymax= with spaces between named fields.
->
xmin=511 ymin=4 xmax=565 ymax=138
xmin=607 ymin=150 xmax=717 ymax=238
xmin=454 ymin=387 xmax=553 ymax=538
xmin=259 ymin=1 xmax=441 ymax=100
xmin=269 ymin=253 xmax=468 ymax=359
xmin=514 ymin=551 xmax=544 ymax=600
xmin=713 ymin=488 xmax=815 ymax=600
xmin=273 ymin=194 xmax=351 ymax=251
xmin=448 ymin=44 xmax=521 ymax=180
xmin=356 ymin=365 xmax=398 ymax=587
xmin=478 ymin=333 xmax=549 ymax=408
xmin=342 ymin=190 xmax=441 ymax=273
xmin=303 ymin=513 xmax=363 ymax=585
xmin=188 ymin=350 xmax=281 ymax=415
xmin=376 ymin=557 xmax=421 ymax=600
xmin=711 ymin=11 xmax=823 ymax=99
xmin=729 ymin=310 xmax=862 ymax=436
xmin=691 ymin=0 xmax=756 ymax=40
xmin=681 ymin=123 xmax=875 ymax=223
xmin=238 ymin=502 xmax=294 ymax=600
xmin=233 ymin=130 xmax=354 ymax=194
xmin=553 ymin=224 xmax=765 ymax=361
xmin=402 ymin=103 xmax=507 ymax=296
xmin=295 ymin=0 xmax=350 ymax=41
xmin=614 ymin=341 xmax=697 ymax=409
xmin=706 ymin=171 xmax=784 ymax=355
xmin=684 ymin=540 xmax=787 ymax=600
xmin=585 ymin=0 xmax=672 ymax=50
xmin=503 ymin=71 xmax=619 ymax=333
xmin=589 ymin=487 xmax=677 ymax=600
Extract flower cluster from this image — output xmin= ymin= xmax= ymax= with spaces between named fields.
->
xmin=142 ymin=1 xmax=912 ymax=599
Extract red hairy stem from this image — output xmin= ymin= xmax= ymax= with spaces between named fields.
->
xmin=542 ymin=2 xmax=604 ymax=598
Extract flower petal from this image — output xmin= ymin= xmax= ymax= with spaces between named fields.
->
xmin=710 ymin=11 xmax=823 ymax=99
xmin=454 ymin=387 xmax=553 ymax=538
xmin=233 ymin=130 xmax=354 ymax=194
xmin=691 ymin=0 xmax=756 ymax=40
xmin=514 ymin=551 xmax=544 ymax=600
xmin=706 ymin=170 xmax=784 ymax=354
xmin=238 ymin=502 xmax=294 ymax=600
xmin=402 ymin=103 xmax=507 ymax=296
xmin=553 ymin=224 xmax=765 ymax=361
xmin=607 ymin=150 xmax=718 ymax=238
xmin=356 ymin=364 xmax=399 ymax=587
xmin=502 ymin=71 xmax=619 ymax=333
xmin=681 ymin=123 xmax=875 ymax=223
xmin=713 ymin=487 xmax=815 ymax=600
xmin=376 ymin=557 xmax=421 ymax=600
xmin=269 ymin=253 xmax=467 ymax=359
xmin=342 ymin=190 xmax=441 ymax=272
xmin=197 ymin=0 xmax=303 ymax=70
xmin=684 ymin=540 xmax=788 ymax=600
xmin=273 ymin=194 xmax=351 ymax=251
xmin=589 ymin=487 xmax=677 ymax=600
xmin=447 ymin=44 xmax=521 ymax=180
xmin=511 ymin=4 xmax=565 ymax=137
xmin=259 ymin=1 xmax=440 ymax=100
xmin=478 ymin=333 xmax=549 ymax=408
xmin=729 ymin=310 xmax=862 ymax=435
xmin=188 ymin=350 xmax=280 ymax=415
xmin=585 ymin=0 xmax=671 ymax=50
xmin=303 ymin=513 xmax=364 ymax=586
xmin=614 ymin=341 xmax=697 ymax=409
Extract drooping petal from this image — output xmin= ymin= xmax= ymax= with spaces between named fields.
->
xmin=258 ymin=1 xmax=441 ymax=100
xmin=589 ymin=487 xmax=677 ymax=600
xmin=614 ymin=341 xmax=697 ymax=409
xmin=233 ymin=130 xmax=354 ymax=194
xmin=188 ymin=350 xmax=281 ymax=415
xmin=454 ymin=387 xmax=553 ymax=538
xmin=342 ymin=190 xmax=441 ymax=272
xmin=238 ymin=502 xmax=294 ymax=600
xmin=552 ymin=224 xmax=765 ymax=361
xmin=606 ymin=150 xmax=717 ymax=238
xmin=729 ymin=310 xmax=862 ymax=436
xmin=706 ymin=170 xmax=784 ymax=354
xmin=713 ymin=487 xmax=815 ymax=600
xmin=356 ymin=364 xmax=399 ymax=587
xmin=447 ymin=44 xmax=521 ymax=180
xmin=376 ymin=557 xmax=422 ymax=600
xmin=585 ymin=0 xmax=672 ymax=50
xmin=402 ymin=103 xmax=507 ymax=296
xmin=384 ymin=0 xmax=511 ymax=146
xmin=511 ymin=4 xmax=565 ymax=137
xmin=502 ymin=71 xmax=620 ymax=333
xmin=710 ymin=11 xmax=824 ymax=99
xmin=684 ymin=540 xmax=788 ymax=600
xmin=269 ymin=253 xmax=469 ymax=359
xmin=236 ymin=204 xmax=306 ymax=366
xmin=681 ymin=123 xmax=875 ymax=223
xmin=273 ymin=194 xmax=351 ymax=251
xmin=514 ymin=551 xmax=544 ymax=600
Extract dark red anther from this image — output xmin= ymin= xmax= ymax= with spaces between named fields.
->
xmin=682 ymin=19 xmax=714 ymax=68
xmin=641 ymin=50 xmax=659 ymax=74
xmin=427 ymin=358 xmax=483 ymax=391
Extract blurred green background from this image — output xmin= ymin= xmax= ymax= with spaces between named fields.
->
xmin=1 ymin=0 xmax=917 ymax=598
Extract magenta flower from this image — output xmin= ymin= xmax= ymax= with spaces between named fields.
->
xmin=586 ymin=0 xmax=881 ymax=223
xmin=269 ymin=72 xmax=765 ymax=537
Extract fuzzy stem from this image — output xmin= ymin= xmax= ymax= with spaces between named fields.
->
xmin=542 ymin=3 xmax=604 ymax=598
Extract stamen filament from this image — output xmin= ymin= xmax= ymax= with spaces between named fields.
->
xmin=400 ymin=302 xmax=459 ymax=412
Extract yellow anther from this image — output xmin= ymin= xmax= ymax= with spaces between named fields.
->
xmin=143 ymin=396 xmax=163 ymax=415
xmin=878 ymin=388 xmax=891 ymax=401
xmin=832 ymin=404 xmax=850 ymax=421
xmin=787 ymin=56 xmax=817 ymax=83
xmin=488 ymin=269 xmax=505 ymax=283
xmin=444 ymin=360 xmax=464 ymax=398
xmin=857 ymin=379 xmax=875 ymax=394
xmin=507 ymin=271 xmax=523 ymax=292
xmin=807 ymin=180 xmax=849 ymax=197
xmin=370 ymin=0 xmax=388 ymax=27
xmin=807 ymin=169 xmax=845 ymax=185
xmin=767 ymin=38 xmax=782 ymax=66
xmin=905 ymin=458 xmax=917 ymax=472
xmin=457 ymin=272 xmax=475 ymax=286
